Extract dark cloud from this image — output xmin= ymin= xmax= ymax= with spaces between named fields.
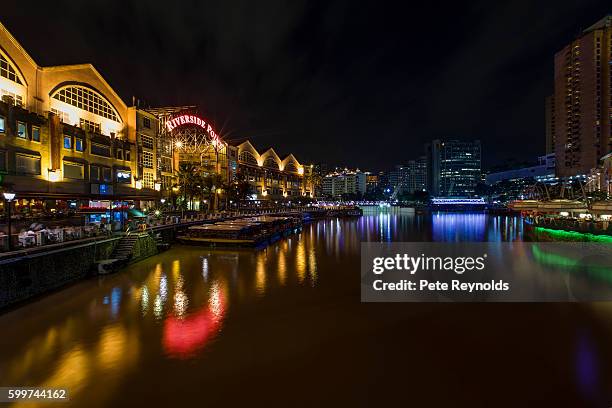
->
xmin=1 ymin=0 xmax=610 ymax=170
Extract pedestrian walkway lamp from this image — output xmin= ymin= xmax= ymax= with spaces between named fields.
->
xmin=3 ymin=191 xmax=16 ymax=251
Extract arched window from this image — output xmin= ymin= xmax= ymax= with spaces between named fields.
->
xmin=239 ymin=151 xmax=258 ymax=165
xmin=0 ymin=53 xmax=22 ymax=84
xmin=263 ymin=157 xmax=279 ymax=170
xmin=284 ymin=162 xmax=298 ymax=173
xmin=51 ymin=85 xmax=120 ymax=122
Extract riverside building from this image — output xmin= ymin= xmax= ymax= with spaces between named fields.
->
xmin=553 ymin=16 xmax=612 ymax=177
xmin=0 ymin=20 xmax=316 ymax=221
xmin=235 ymin=141 xmax=313 ymax=200
xmin=0 ymin=21 xmax=166 ymax=223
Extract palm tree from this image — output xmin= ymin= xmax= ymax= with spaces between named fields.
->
xmin=176 ymin=162 xmax=199 ymax=210
xmin=228 ymin=172 xmax=252 ymax=208
xmin=201 ymin=173 xmax=225 ymax=212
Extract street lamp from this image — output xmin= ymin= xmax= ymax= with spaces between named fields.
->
xmin=3 ymin=192 xmax=15 ymax=251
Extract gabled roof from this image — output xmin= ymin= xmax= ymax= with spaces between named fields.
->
xmin=42 ymin=64 xmax=128 ymax=111
xmin=0 ymin=21 xmax=127 ymax=110
xmin=584 ymin=15 xmax=612 ymax=33
xmin=0 ymin=21 xmax=37 ymax=68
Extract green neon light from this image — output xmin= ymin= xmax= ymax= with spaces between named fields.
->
xmin=531 ymin=244 xmax=612 ymax=284
xmin=534 ymin=227 xmax=612 ymax=243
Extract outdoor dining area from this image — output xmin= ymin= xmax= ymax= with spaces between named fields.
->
xmin=0 ymin=223 xmax=112 ymax=253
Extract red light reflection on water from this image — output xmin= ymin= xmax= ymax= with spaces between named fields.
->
xmin=162 ymin=284 xmax=226 ymax=358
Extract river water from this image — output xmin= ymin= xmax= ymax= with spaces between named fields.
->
xmin=1 ymin=211 xmax=612 ymax=407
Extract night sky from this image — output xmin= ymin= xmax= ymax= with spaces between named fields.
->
xmin=2 ymin=1 xmax=611 ymax=170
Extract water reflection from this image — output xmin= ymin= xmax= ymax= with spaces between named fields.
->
xmin=0 ymin=212 xmax=577 ymax=406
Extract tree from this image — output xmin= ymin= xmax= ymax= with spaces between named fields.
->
xmin=176 ymin=162 xmax=199 ymax=210
xmin=228 ymin=172 xmax=252 ymax=204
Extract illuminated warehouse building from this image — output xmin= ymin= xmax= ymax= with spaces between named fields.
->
xmin=0 ymin=21 xmax=313 ymax=221
xmin=235 ymin=141 xmax=313 ymax=200
xmin=0 ymin=21 xmax=163 ymax=221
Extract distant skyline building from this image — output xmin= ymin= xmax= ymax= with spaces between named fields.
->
xmin=322 ymin=169 xmax=367 ymax=198
xmin=553 ymin=15 xmax=612 ymax=177
xmin=389 ymin=165 xmax=410 ymax=193
xmin=485 ymin=153 xmax=556 ymax=185
xmin=427 ymin=140 xmax=481 ymax=197
xmin=406 ymin=156 xmax=427 ymax=193
xmin=365 ymin=172 xmax=379 ymax=193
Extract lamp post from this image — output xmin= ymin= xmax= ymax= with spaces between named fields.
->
xmin=3 ymin=192 xmax=15 ymax=251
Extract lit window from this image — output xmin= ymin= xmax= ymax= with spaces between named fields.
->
xmin=0 ymin=116 xmax=4 ymax=133
xmin=63 ymin=161 xmax=84 ymax=179
xmin=142 ymin=151 xmax=154 ymax=168
xmin=143 ymin=172 xmax=154 ymax=189
xmin=17 ymin=122 xmax=27 ymax=139
xmin=91 ymin=143 xmax=111 ymax=157
xmin=79 ymin=118 xmax=101 ymax=133
xmin=50 ymin=108 xmax=69 ymax=123
xmin=263 ymin=157 xmax=279 ymax=169
xmin=52 ymin=85 xmax=120 ymax=122
xmin=141 ymin=135 xmax=154 ymax=149
xmin=15 ymin=154 xmax=41 ymax=175
xmin=0 ymin=89 xmax=23 ymax=106
xmin=0 ymin=52 xmax=22 ymax=84
xmin=239 ymin=151 xmax=258 ymax=165
xmin=64 ymin=136 xmax=72 ymax=149
xmin=32 ymin=126 xmax=40 ymax=142
xmin=75 ymin=138 xmax=84 ymax=152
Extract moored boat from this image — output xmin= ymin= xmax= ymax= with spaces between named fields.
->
xmin=177 ymin=216 xmax=301 ymax=247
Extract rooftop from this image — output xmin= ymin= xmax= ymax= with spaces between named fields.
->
xmin=583 ymin=15 xmax=612 ymax=33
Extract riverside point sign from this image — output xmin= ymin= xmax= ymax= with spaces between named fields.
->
xmin=166 ymin=114 xmax=219 ymax=139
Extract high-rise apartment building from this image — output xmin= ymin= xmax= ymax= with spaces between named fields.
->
xmin=322 ymin=169 xmax=367 ymax=198
xmin=427 ymin=140 xmax=481 ymax=197
xmin=554 ymin=15 xmax=612 ymax=177
xmin=545 ymin=94 xmax=556 ymax=155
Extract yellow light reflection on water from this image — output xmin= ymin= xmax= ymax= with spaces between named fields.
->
xmin=141 ymin=286 xmax=149 ymax=316
xmin=308 ymin=245 xmax=318 ymax=285
xmin=256 ymin=252 xmax=266 ymax=295
xmin=174 ymin=290 xmax=189 ymax=317
xmin=209 ymin=281 xmax=223 ymax=321
xmin=172 ymin=259 xmax=181 ymax=280
xmin=278 ymin=242 xmax=287 ymax=285
xmin=96 ymin=325 xmax=128 ymax=371
xmin=296 ymin=238 xmax=306 ymax=283
xmin=40 ymin=345 xmax=90 ymax=396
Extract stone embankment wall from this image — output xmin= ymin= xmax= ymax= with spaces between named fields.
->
xmin=0 ymin=238 xmax=120 ymax=309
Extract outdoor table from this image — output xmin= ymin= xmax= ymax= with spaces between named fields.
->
xmin=19 ymin=234 xmax=36 ymax=247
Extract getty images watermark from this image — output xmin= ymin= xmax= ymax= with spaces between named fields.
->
xmin=360 ymin=242 xmax=612 ymax=302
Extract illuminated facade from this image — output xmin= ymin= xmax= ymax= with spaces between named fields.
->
xmin=322 ymin=169 xmax=367 ymax=198
xmin=427 ymin=139 xmax=481 ymax=197
xmin=235 ymin=141 xmax=311 ymax=200
xmin=554 ymin=16 xmax=612 ymax=177
xmin=0 ymin=21 xmax=317 ymax=213
xmin=0 ymin=21 xmax=161 ymax=207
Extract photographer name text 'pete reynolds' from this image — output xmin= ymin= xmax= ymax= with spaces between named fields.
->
xmin=370 ymin=253 xmax=510 ymax=293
